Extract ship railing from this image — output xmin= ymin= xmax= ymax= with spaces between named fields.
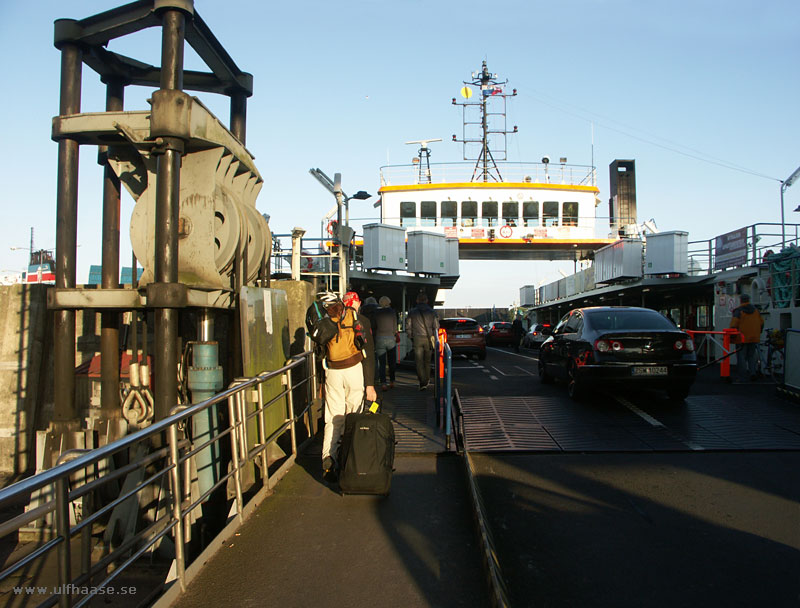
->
xmin=271 ymin=233 xmax=339 ymax=291
xmin=379 ymin=162 xmax=596 ymax=187
xmin=0 ymin=352 xmax=317 ymax=607
xmin=687 ymin=222 xmax=800 ymax=276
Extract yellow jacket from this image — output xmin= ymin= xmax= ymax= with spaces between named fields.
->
xmin=730 ymin=303 xmax=763 ymax=343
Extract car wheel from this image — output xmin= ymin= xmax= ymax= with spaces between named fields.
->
xmin=667 ymin=386 xmax=690 ymax=401
xmin=567 ymin=361 xmax=583 ymax=400
xmin=538 ymin=359 xmax=553 ymax=384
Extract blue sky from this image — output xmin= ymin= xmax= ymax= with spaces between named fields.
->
xmin=0 ymin=0 xmax=798 ymax=307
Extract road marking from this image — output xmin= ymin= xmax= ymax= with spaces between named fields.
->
xmin=490 ymin=365 xmax=534 ymax=377
xmin=613 ymin=395 xmax=705 ymax=451
xmin=486 ymin=347 xmax=538 ymax=360
xmin=489 ymin=375 xmax=499 ymax=381
xmin=514 ymin=366 xmax=535 ymax=376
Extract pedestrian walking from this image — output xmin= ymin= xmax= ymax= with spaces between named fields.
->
xmin=407 ymin=292 xmax=438 ymax=390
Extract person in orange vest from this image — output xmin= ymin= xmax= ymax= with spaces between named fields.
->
xmin=729 ymin=293 xmax=763 ymax=382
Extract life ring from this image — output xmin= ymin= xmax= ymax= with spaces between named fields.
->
xmin=499 ymin=225 xmax=513 ymax=238
xmin=326 ymin=220 xmax=338 ymax=236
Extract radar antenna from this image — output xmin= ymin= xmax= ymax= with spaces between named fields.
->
xmin=451 ymin=61 xmax=518 ymax=182
xmin=405 ymin=139 xmax=442 ymax=184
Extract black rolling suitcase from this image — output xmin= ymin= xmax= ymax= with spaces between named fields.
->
xmin=338 ymin=406 xmax=395 ymax=496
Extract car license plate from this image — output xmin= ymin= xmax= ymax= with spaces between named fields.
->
xmin=456 ymin=334 xmax=470 ymax=339
xmin=632 ymin=366 xmax=668 ymax=376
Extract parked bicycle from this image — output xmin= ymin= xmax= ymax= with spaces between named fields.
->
xmin=757 ymin=329 xmax=785 ymax=384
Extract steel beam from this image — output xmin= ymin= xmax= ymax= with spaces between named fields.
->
xmin=53 ymin=42 xmax=82 ymax=424
xmin=153 ymin=9 xmax=185 ymax=421
xmin=101 ymin=80 xmax=125 ymax=418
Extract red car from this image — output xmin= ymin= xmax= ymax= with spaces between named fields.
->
xmin=485 ymin=322 xmax=515 ymax=346
xmin=440 ymin=318 xmax=486 ymax=360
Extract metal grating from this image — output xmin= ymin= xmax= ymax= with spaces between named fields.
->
xmin=458 ymin=393 xmax=800 ymax=452
xmin=384 ymin=380 xmax=446 ymax=453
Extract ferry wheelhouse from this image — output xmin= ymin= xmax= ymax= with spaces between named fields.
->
xmin=376 ymin=63 xmax=615 ymax=262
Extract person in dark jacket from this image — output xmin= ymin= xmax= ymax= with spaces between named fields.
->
xmin=729 ymin=293 xmax=763 ymax=382
xmin=360 ymin=296 xmax=380 ymax=386
xmin=374 ymin=296 xmax=398 ymax=390
xmin=407 ymin=292 xmax=439 ymax=390
xmin=512 ymin=315 xmax=525 ymax=352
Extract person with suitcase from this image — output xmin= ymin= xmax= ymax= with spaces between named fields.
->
xmin=319 ymin=291 xmax=377 ymax=481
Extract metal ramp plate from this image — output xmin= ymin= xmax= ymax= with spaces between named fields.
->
xmin=383 ymin=379 xmax=446 ymax=453
xmin=458 ymin=394 xmax=800 ymax=452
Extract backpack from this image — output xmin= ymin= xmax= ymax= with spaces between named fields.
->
xmin=326 ymin=307 xmax=366 ymax=368
xmin=305 ymin=300 xmax=339 ymax=346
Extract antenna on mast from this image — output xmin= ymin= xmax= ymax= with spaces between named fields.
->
xmin=405 ymin=138 xmax=442 ymax=184
xmin=451 ymin=61 xmax=518 ymax=182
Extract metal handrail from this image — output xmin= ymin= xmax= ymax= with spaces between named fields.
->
xmin=0 ymin=350 xmax=317 ymax=607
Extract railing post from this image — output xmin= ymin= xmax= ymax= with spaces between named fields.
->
xmin=445 ymin=347 xmax=453 ymax=450
xmin=227 ymin=392 xmax=244 ymax=523
xmin=55 ymin=477 xmax=72 ymax=608
xmin=256 ymin=382 xmax=269 ymax=482
xmin=286 ymin=369 xmax=298 ymax=456
xmin=306 ymin=351 xmax=314 ymax=437
xmin=167 ymin=423 xmax=186 ymax=591
xmin=722 ymin=329 xmax=735 ymax=379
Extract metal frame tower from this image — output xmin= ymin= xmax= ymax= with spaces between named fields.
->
xmin=452 ymin=61 xmax=518 ymax=182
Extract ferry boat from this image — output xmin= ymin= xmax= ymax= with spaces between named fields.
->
xmin=24 ymin=249 xmax=55 ymax=284
xmin=376 ymin=62 xmax=616 ymax=262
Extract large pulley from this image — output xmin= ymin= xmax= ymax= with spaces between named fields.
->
xmin=102 ymin=96 xmax=270 ymax=290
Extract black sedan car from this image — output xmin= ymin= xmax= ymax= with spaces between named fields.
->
xmin=538 ymin=307 xmax=697 ymax=401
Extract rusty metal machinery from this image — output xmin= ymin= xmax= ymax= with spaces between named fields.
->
xmin=47 ymin=0 xmax=268 ymax=449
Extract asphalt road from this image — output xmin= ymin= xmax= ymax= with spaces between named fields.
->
xmin=453 ymin=345 xmax=800 ymax=607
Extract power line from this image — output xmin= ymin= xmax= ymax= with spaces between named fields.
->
xmin=525 ymin=91 xmax=781 ymax=183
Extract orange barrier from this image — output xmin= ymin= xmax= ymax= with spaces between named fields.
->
xmin=438 ymin=328 xmax=448 ymax=379
xmin=684 ymin=329 xmax=743 ymax=378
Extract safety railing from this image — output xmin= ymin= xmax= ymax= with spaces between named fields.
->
xmin=686 ymin=222 xmax=800 ymax=275
xmin=0 ymin=351 xmax=316 ymax=608
xmin=684 ymin=329 xmax=742 ymax=378
xmin=379 ymin=161 xmax=597 ymax=187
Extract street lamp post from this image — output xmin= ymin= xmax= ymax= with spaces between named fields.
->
xmin=780 ymin=164 xmax=800 ymax=249
xmin=308 ymin=168 xmax=371 ymax=295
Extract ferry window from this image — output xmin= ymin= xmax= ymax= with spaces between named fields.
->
xmin=481 ymin=201 xmax=498 ymax=227
xmin=543 ymin=201 xmax=559 ymax=227
xmin=563 ymin=202 xmax=578 ymax=227
xmin=441 ymin=201 xmax=457 ymax=227
xmin=421 ymin=201 xmax=437 ymax=227
xmin=502 ymin=202 xmax=519 ymax=227
xmin=400 ymin=201 xmax=416 ymax=228
xmin=696 ymin=305 xmax=709 ymax=328
xmin=461 ymin=201 xmax=477 ymax=227
xmin=523 ymin=201 xmax=539 ymax=227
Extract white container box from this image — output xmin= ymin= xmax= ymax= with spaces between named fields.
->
xmin=595 ymin=238 xmax=643 ymax=283
xmin=645 ymin=231 xmax=689 ymax=275
xmin=443 ymin=237 xmax=460 ymax=277
xmin=363 ymin=223 xmax=406 ymax=271
xmin=407 ymin=230 xmax=445 ymax=274
xmin=520 ymin=285 xmax=537 ymax=306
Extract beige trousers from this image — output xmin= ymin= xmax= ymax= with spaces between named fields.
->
xmin=322 ymin=363 xmax=365 ymax=464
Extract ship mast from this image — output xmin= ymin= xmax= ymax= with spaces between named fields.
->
xmin=452 ymin=61 xmax=517 ymax=182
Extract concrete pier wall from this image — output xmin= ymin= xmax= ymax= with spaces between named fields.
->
xmin=0 ymin=285 xmax=52 ymax=475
